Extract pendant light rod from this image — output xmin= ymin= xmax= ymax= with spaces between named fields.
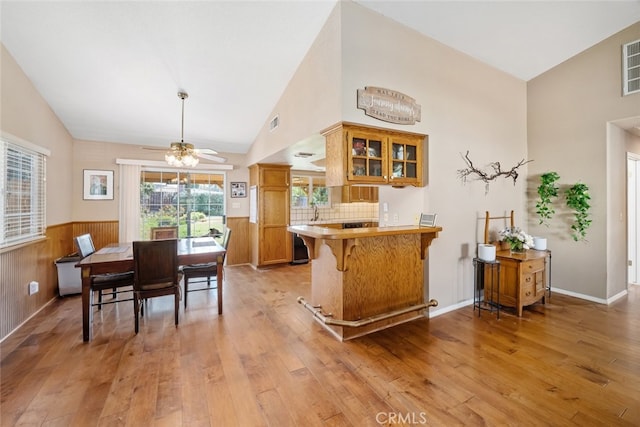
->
xmin=178 ymin=91 xmax=188 ymax=143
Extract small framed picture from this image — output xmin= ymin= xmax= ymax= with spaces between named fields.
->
xmin=419 ymin=213 xmax=437 ymax=227
xmin=83 ymin=169 xmax=114 ymax=200
xmin=230 ymin=181 xmax=247 ymax=198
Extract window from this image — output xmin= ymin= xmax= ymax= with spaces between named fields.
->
xmin=291 ymin=174 xmax=329 ymax=208
xmin=623 ymin=39 xmax=640 ymax=96
xmin=0 ymin=135 xmax=48 ymax=248
xmin=140 ymin=170 xmax=225 ymax=239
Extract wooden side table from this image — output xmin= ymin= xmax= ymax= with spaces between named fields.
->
xmin=473 ymin=258 xmax=500 ymax=319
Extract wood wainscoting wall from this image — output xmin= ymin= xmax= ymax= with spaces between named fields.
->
xmin=0 ymin=223 xmax=72 ymax=340
xmin=72 ymin=220 xmax=119 ymax=251
xmin=0 ymin=218 xmax=253 ymax=341
xmin=0 ymin=221 xmax=119 ymax=341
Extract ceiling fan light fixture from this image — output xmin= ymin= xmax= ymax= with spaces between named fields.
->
xmin=165 ymin=142 xmax=199 ymax=167
xmin=166 ymin=91 xmax=200 ymax=167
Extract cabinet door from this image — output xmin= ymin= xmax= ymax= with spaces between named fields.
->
xmin=346 ymin=129 xmax=387 ymax=183
xmin=260 ymin=167 xmax=289 ymax=187
xmin=260 ymin=187 xmax=291 ymax=265
xmin=260 ymin=226 xmax=291 ymax=265
xmin=388 ymin=134 xmax=423 ymax=186
xmin=342 ymin=186 xmax=379 ymax=202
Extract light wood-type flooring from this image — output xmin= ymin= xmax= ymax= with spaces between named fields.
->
xmin=1 ymin=263 xmax=639 ymax=426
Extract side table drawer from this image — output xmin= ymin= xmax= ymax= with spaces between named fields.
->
xmin=524 ymin=258 xmax=544 ymax=273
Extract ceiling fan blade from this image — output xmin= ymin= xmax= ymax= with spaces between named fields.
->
xmin=194 ymin=148 xmax=218 ymax=155
xmin=198 ymin=153 xmax=226 ymax=163
xmin=141 ymin=146 xmax=167 ymax=151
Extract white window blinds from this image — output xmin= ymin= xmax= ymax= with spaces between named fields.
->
xmin=0 ymin=136 xmax=47 ymax=248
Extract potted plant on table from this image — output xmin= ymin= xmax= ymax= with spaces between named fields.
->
xmin=499 ymin=227 xmax=534 ymax=253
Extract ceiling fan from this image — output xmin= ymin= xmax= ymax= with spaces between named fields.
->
xmin=145 ymin=91 xmax=226 ymax=166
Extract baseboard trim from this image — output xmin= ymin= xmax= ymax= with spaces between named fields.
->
xmin=0 ymin=296 xmax=57 ymax=344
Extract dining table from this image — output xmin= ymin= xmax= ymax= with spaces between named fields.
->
xmin=77 ymin=237 xmax=226 ymax=342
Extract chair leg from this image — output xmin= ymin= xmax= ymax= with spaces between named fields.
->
xmin=184 ymin=277 xmax=188 ymax=308
xmin=217 ymin=276 xmax=222 ymax=315
xmin=134 ymin=296 xmax=140 ymax=334
xmin=174 ymin=291 xmax=179 ymax=326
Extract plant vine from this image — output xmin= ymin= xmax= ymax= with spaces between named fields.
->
xmin=565 ymin=182 xmax=592 ymax=241
xmin=535 ymin=172 xmax=560 ymax=226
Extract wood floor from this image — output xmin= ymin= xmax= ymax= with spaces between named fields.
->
xmin=2 ymin=263 xmax=639 ymax=426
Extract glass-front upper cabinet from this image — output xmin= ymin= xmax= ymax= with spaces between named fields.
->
xmin=389 ymin=134 xmax=422 ymax=186
xmin=324 ymin=122 xmax=426 ymax=187
xmin=346 ymin=128 xmax=387 ymax=183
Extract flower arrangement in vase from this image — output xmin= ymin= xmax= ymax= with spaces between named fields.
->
xmin=498 ymin=227 xmax=534 ymax=253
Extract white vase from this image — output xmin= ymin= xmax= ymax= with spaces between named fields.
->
xmin=533 ymin=237 xmax=547 ymax=250
xmin=478 ymin=244 xmax=496 ymax=262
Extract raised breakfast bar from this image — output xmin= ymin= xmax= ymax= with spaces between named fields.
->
xmin=288 ymin=224 xmax=442 ymax=341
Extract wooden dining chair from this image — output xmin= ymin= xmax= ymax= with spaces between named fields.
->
xmin=74 ymin=233 xmax=134 ymax=310
xmin=180 ymin=228 xmax=231 ymax=312
xmin=150 ymin=226 xmax=179 ymax=240
xmin=132 ymin=239 xmax=181 ymax=333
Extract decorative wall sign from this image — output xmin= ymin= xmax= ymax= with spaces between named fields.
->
xmin=357 ymin=86 xmax=421 ymax=125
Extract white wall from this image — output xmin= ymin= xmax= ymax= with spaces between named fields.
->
xmin=245 ymin=3 xmax=343 ymax=168
xmin=247 ymin=2 xmax=528 ymax=311
xmin=340 ymin=2 xmax=528 ymax=309
xmin=1 ymin=44 xmax=74 ymax=227
xmin=528 ymin=22 xmax=640 ymax=300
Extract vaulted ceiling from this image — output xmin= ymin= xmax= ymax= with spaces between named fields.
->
xmin=2 ymin=1 xmax=639 ymax=164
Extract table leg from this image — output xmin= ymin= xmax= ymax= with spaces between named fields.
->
xmin=81 ymin=268 xmax=92 ymax=342
xmin=217 ymin=255 xmax=223 ymax=315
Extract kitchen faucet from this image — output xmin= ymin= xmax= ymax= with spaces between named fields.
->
xmin=311 ymin=204 xmax=319 ymax=222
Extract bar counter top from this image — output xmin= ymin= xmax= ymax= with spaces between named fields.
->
xmin=288 ymin=224 xmax=442 ymax=240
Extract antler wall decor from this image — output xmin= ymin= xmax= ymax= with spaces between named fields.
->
xmin=457 ymin=151 xmax=532 ymax=192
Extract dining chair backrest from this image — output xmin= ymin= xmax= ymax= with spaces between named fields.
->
xmin=150 ymin=226 xmax=179 ymax=240
xmin=221 ymin=228 xmax=232 ymax=252
xmin=133 ymin=239 xmax=179 ymax=291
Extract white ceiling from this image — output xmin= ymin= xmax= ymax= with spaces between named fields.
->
xmin=2 ymin=1 xmax=639 ymax=167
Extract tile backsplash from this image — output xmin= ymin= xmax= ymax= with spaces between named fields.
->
xmin=290 ymin=202 xmax=379 ymax=225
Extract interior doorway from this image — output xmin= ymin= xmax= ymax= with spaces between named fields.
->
xmin=627 ymin=153 xmax=640 ymax=285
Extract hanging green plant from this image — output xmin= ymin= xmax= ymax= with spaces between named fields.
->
xmin=565 ymin=182 xmax=592 ymax=241
xmin=535 ymin=171 xmax=560 ymax=226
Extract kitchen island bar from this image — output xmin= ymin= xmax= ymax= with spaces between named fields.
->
xmin=288 ymin=225 xmax=442 ymax=340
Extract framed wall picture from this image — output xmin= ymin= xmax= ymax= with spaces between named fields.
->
xmin=231 ymin=181 xmax=247 ymax=198
xmin=83 ymin=169 xmax=114 ymax=200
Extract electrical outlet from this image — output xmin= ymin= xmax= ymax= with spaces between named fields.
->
xmin=29 ymin=281 xmax=39 ymax=295
xmin=393 ymin=213 xmax=399 ymax=222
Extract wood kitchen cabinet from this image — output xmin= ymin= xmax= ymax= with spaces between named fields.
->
xmin=323 ymin=122 xmax=426 ymax=187
xmin=485 ymin=250 xmax=547 ymax=316
xmin=341 ymin=186 xmax=379 ymax=203
xmin=249 ymin=164 xmax=292 ymax=267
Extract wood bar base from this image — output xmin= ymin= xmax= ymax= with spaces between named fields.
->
xmin=288 ymin=225 xmax=442 ymax=341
